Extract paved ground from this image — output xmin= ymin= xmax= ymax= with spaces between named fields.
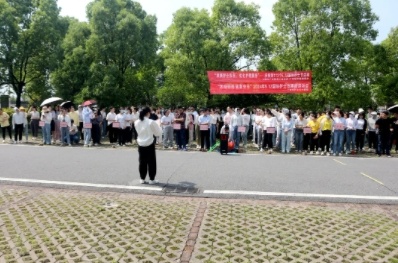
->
xmin=1 ymin=144 xmax=398 ymax=204
xmin=1 ymin=185 xmax=398 ymax=263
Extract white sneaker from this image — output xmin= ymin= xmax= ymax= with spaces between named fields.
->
xmin=333 ymin=153 xmax=337 ymax=156
xmin=339 ymin=153 xmax=343 ymax=156
xmin=140 ymin=179 xmax=148 ymax=184
xmin=149 ymin=180 xmax=159 ymax=185
xmin=260 ymin=148 xmax=263 ymax=152
xmin=327 ymin=152 xmax=331 ymax=156
xmin=2 ymin=140 xmax=4 ymax=143
xmin=321 ymin=152 xmax=325 ymax=156
xmin=84 ymin=144 xmax=88 ymax=147
xmin=68 ymin=144 xmax=72 ymax=147
xmin=316 ymin=151 xmax=320 ymax=155
xmin=310 ymin=151 xmax=313 ymax=155
xmin=14 ymin=141 xmax=16 ymax=144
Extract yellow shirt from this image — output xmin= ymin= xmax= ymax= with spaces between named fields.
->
xmin=0 ymin=112 xmax=10 ymax=127
xmin=321 ymin=118 xmax=333 ymax=131
xmin=307 ymin=119 xmax=320 ymax=133
xmin=68 ymin=111 xmax=79 ymax=126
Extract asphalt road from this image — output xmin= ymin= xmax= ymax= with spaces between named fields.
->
xmin=1 ymin=144 xmax=397 ymax=204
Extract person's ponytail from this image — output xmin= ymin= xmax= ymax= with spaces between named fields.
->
xmin=139 ymin=107 xmax=151 ymax=121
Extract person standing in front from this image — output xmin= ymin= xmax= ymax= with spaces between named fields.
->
xmin=58 ymin=108 xmax=71 ymax=146
xmin=40 ymin=106 xmax=52 ymax=145
xmin=135 ymin=107 xmax=163 ymax=185
xmin=82 ymin=105 xmax=93 ymax=147
xmin=116 ymin=108 xmax=127 ymax=146
xmin=12 ymin=107 xmax=25 ymax=144
xmin=281 ymin=112 xmax=294 ymax=153
xmin=0 ymin=108 xmax=12 ymax=143
xmin=161 ymin=109 xmax=174 ymax=149
xmin=106 ymin=107 xmax=117 ymax=145
xmin=174 ymin=107 xmax=187 ymax=151
xmin=198 ymin=109 xmax=211 ymax=152
xmin=376 ymin=111 xmax=392 ymax=157
xmin=28 ymin=106 xmax=40 ymax=141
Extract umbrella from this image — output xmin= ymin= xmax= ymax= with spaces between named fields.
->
xmin=82 ymin=100 xmax=96 ymax=107
xmin=388 ymin=105 xmax=398 ymax=114
xmin=40 ymin=97 xmax=63 ymax=107
xmin=60 ymin=101 xmax=74 ymax=109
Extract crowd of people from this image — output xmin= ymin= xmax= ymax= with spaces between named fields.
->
xmin=1 ymin=105 xmax=397 ymax=157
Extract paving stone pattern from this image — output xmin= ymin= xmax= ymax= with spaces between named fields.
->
xmin=1 ymin=186 xmax=398 ymax=262
xmin=193 ymin=203 xmax=398 ymax=263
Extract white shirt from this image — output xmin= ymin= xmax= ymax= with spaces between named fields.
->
xmin=29 ymin=111 xmax=40 ymax=120
xmin=41 ymin=112 xmax=52 ymax=124
xmin=346 ymin=117 xmax=357 ymax=130
xmin=356 ymin=119 xmax=365 ymax=130
xmin=106 ymin=112 xmax=116 ymax=125
xmin=12 ymin=112 xmax=25 ymax=125
xmin=115 ymin=113 xmax=126 ymax=129
xmin=132 ymin=112 xmax=139 ymax=122
xmin=210 ymin=114 xmax=219 ymax=125
xmin=295 ymin=118 xmax=308 ymax=128
xmin=135 ymin=117 xmax=162 ymax=147
xmin=261 ymin=116 xmax=276 ymax=129
xmin=230 ymin=114 xmax=242 ymax=127
xmin=367 ymin=117 xmax=377 ymax=131
xmin=241 ymin=114 xmax=250 ymax=126
xmin=161 ymin=115 xmax=173 ymax=126
xmin=198 ymin=115 xmax=211 ymax=125
xmin=223 ymin=112 xmax=232 ymax=125
xmin=57 ymin=114 xmax=71 ymax=127
xmin=124 ymin=113 xmax=133 ymax=128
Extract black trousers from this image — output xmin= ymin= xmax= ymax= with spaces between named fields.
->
xmin=92 ymin=124 xmax=101 ymax=144
xmin=368 ymin=131 xmax=377 ymax=149
xmin=200 ymin=129 xmax=210 ymax=149
xmin=108 ymin=126 xmax=118 ymax=143
xmin=79 ymin=122 xmax=84 ymax=140
xmin=138 ymin=142 xmax=156 ymax=180
xmin=303 ymin=133 xmax=310 ymax=151
xmin=125 ymin=127 xmax=132 ymax=143
xmin=14 ymin=124 xmax=23 ymax=141
xmin=309 ymin=133 xmax=318 ymax=151
xmin=2 ymin=126 xmax=12 ymax=140
xmin=118 ymin=128 xmax=126 ymax=145
xmin=356 ymin=129 xmax=365 ymax=150
xmin=320 ymin=130 xmax=331 ymax=152
xmin=30 ymin=119 xmax=39 ymax=137
xmin=132 ymin=124 xmax=138 ymax=140
xmin=262 ymin=132 xmax=273 ymax=149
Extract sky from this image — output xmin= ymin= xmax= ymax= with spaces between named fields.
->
xmin=58 ymin=0 xmax=398 ymax=43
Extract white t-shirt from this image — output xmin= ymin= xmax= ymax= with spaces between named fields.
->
xmin=161 ymin=115 xmax=173 ymax=126
xmin=106 ymin=112 xmax=116 ymax=125
xmin=135 ymin=118 xmax=163 ymax=147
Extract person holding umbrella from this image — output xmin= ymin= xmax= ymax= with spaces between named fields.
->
xmin=82 ymin=103 xmax=94 ymax=147
xmin=135 ymin=107 xmax=163 ymax=185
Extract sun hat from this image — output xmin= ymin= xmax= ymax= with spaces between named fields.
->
xmin=358 ymin=108 xmax=364 ymax=113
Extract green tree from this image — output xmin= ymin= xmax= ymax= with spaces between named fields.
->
xmin=0 ymin=0 xmax=64 ymax=107
xmin=369 ymin=27 xmax=398 ymax=105
xmin=270 ymin=0 xmax=378 ymax=110
xmin=84 ymin=0 xmax=158 ymax=106
xmin=159 ymin=0 xmax=269 ymax=107
xmin=51 ymin=20 xmax=92 ymax=103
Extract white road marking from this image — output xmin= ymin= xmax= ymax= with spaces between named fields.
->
xmin=333 ymin=159 xmax=347 ymax=165
xmin=203 ymin=190 xmax=398 ymax=201
xmin=360 ymin=172 xmax=384 ymax=185
xmin=0 ymin=177 xmax=162 ymax=191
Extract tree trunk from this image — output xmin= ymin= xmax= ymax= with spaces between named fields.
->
xmin=15 ymin=82 xmax=24 ymax=108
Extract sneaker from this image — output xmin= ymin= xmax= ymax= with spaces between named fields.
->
xmin=260 ymin=148 xmax=263 ymax=152
xmin=310 ymin=151 xmax=313 ymax=155
xmin=321 ymin=152 xmax=325 ymax=156
xmin=339 ymin=153 xmax=343 ymax=156
xmin=68 ymin=144 xmax=72 ymax=147
xmin=327 ymin=152 xmax=331 ymax=156
xmin=387 ymin=155 xmax=392 ymax=158
xmin=84 ymin=144 xmax=88 ymax=147
xmin=140 ymin=179 xmax=148 ymax=184
xmin=149 ymin=180 xmax=159 ymax=185
xmin=13 ymin=141 xmax=16 ymax=144
xmin=316 ymin=151 xmax=320 ymax=155
xmin=183 ymin=147 xmax=187 ymax=151
xmin=333 ymin=153 xmax=337 ymax=156
xmin=2 ymin=140 xmax=4 ymax=143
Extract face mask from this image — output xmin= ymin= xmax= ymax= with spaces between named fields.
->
xmin=349 ymin=114 xmax=354 ymax=118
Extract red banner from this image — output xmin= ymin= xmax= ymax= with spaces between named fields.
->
xmin=208 ymin=71 xmax=312 ymax=94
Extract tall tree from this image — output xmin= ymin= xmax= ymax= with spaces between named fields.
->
xmin=270 ymin=0 xmax=378 ymax=110
xmin=159 ymin=0 xmax=269 ymax=107
xmin=51 ymin=20 xmax=92 ymax=103
xmin=84 ymin=0 xmax=158 ymax=106
xmin=0 ymin=0 xmax=64 ymax=107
